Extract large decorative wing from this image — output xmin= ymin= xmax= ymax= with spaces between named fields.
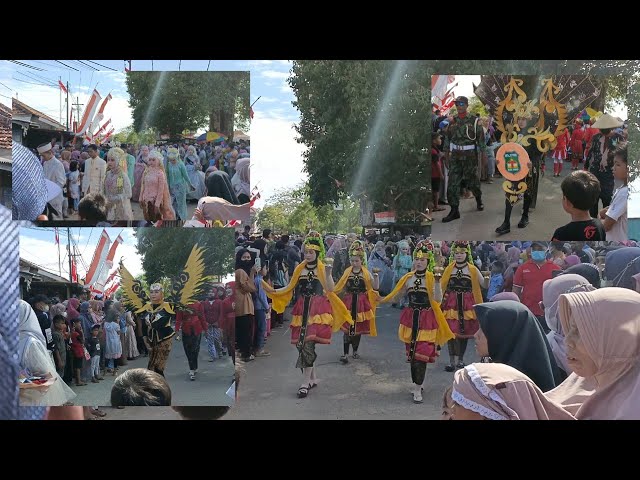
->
xmin=473 ymin=75 xmax=512 ymax=115
xmin=167 ymin=245 xmax=208 ymax=311
xmin=118 ymin=259 xmax=148 ymax=312
xmin=540 ymin=75 xmax=602 ymax=137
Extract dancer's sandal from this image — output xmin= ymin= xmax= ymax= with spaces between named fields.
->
xmin=297 ymin=384 xmax=310 ymax=398
xmin=352 ymin=352 xmax=360 ymax=359
xmin=339 ymin=355 xmax=349 ymax=364
xmin=444 ymin=364 xmax=456 ymax=372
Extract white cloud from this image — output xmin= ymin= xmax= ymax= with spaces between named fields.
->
xmin=261 ymin=70 xmax=289 ymax=80
xmin=280 ymin=82 xmax=292 ymax=94
xmin=248 ymin=113 xmax=307 ymax=208
xmin=257 ymin=96 xmax=279 ymax=103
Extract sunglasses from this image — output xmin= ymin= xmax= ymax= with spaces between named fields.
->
xmin=456 ymin=102 xmax=467 ymax=106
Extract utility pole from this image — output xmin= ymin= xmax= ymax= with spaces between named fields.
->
xmin=66 ymin=81 xmax=70 ymax=131
xmin=68 ymin=227 xmax=73 ymax=284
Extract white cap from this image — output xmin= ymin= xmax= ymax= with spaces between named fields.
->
xmin=37 ymin=142 xmax=53 ymax=154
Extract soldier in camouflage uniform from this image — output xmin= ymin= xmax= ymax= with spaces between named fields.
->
xmin=442 ymin=96 xmax=486 ymax=223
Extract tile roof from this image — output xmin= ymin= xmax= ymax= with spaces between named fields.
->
xmin=0 ymin=103 xmax=10 ymax=150
xmin=12 ymin=98 xmax=66 ymax=130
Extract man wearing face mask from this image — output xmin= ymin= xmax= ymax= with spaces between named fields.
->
xmin=513 ymin=241 xmax=560 ymax=334
xmin=586 ymin=114 xmax=624 ymax=218
xmin=31 ymin=295 xmax=56 ymax=356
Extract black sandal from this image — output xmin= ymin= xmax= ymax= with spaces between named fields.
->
xmin=444 ymin=364 xmax=456 ymax=372
xmin=340 ymin=355 xmax=349 ymax=364
xmin=352 ymin=352 xmax=360 ymax=359
xmin=456 ymin=362 xmax=466 ymax=370
xmin=297 ymin=385 xmax=310 ymax=398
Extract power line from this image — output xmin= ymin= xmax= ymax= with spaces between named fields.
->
xmin=9 ymin=60 xmax=44 ymax=71
xmin=56 ymin=60 xmax=79 ymax=72
xmin=76 ymin=60 xmax=98 ymax=70
xmin=207 ymin=60 xmax=211 ymax=71
xmin=22 ymin=60 xmax=65 ymax=69
xmin=11 ymin=77 xmax=55 ymax=87
xmin=87 ymin=60 xmax=117 ymax=71
xmin=16 ymin=71 xmax=57 ymax=86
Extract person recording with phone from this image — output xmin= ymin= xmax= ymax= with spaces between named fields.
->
xmin=253 ymin=259 xmax=272 ymax=357
xmin=235 ymin=249 xmax=258 ymax=362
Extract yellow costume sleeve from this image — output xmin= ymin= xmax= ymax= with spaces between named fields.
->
xmin=262 ymin=262 xmax=306 ymax=314
xmin=427 ymin=272 xmax=454 ymax=345
xmin=379 ymin=271 xmax=415 ymax=304
xmin=317 ymin=261 xmax=353 ymax=331
xmin=333 ymin=267 xmax=353 ymax=296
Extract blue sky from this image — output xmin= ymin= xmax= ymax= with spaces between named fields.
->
xmin=1 ymin=60 xmax=308 ymax=207
xmin=20 ymin=226 xmax=141 ymax=279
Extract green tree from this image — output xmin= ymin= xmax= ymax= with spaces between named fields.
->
xmin=256 ymin=183 xmax=363 ymax=234
xmin=134 ymin=228 xmax=235 ymax=285
xmin=126 ymin=71 xmax=249 ymax=139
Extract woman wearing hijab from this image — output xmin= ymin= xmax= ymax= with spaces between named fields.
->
xmin=450 ymin=363 xmax=576 ymax=420
xmin=132 ymin=145 xmax=150 ymax=202
xmin=473 ymin=300 xmax=564 ymax=391
xmin=235 ymin=248 xmax=258 ymax=362
xmin=18 ymin=300 xmax=77 ymax=406
xmin=206 ymin=170 xmax=240 ymax=204
xmin=604 ymin=247 xmax=640 ymax=290
xmin=545 ymin=288 xmax=640 ymax=419
xmin=368 ymin=241 xmax=393 ymax=295
xmin=231 ymin=157 xmax=251 ymax=203
xmin=564 ymin=254 xmax=580 ymax=268
xmin=391 ymin=241 xmax=413 ymax=308
xmin=139 ymin=150 xmax=176 ymax=222
xmin=542 ymin=274 xmax=596 ymax=377
xmin=489 ymin=292 xmax=519 ymax=302
xmin=502 ymin=246 xmax=521 ymax=292
xmin=103 ymin=304 xmax=122 ymax=375
xmin=183 ymin=145 xmax=207 ymax=201
xmin=104 ymin=148 xmax=134 ymax=221
xmin=166 ymin=148 xmax=196 ymax=221
xmin=553 ymin=263 xmax=601 ymax=288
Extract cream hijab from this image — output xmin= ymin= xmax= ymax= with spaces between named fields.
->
xmin=18 ymin=300 xmax=47 ymax=364
xmin=549 ymin=288 xmax=640 ymax=420
xmin=452 ymin=363 xmax=576 ymax=420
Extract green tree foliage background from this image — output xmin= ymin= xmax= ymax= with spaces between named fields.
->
xmin=133 ymin=228 xmax=235 ymax=285
xmin=125 ymin=71 xmax=250 ymax=138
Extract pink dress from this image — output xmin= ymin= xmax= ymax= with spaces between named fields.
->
xmin=140 ymin=168 xmax=175 ymax=221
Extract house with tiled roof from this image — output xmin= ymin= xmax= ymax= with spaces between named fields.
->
xmin=0 ymin=102 xmax=11 ymax=210
xmin=12 ymin=97 xmax=72 ymax=148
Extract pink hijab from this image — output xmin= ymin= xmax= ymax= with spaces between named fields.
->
xmin=551 ymin=287 xmax=640 ymax=420
xmin=489 ymin=292 xmax=519 ymax=302
xmin=452 ymin=363 xmax=576 ymax=420
xmin=564 ymin=255 xmax=580 ymax=267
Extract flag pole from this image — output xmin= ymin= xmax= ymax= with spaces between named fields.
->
xmin=59 ymin=76 xmax=62 ymax=125
xmin=57 ymin=228 xmax=62 ymax=278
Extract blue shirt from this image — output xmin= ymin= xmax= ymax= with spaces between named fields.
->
xmin=253 ymin=274 xmax=270 ymax=311
xmin=487 ymin=273 xmax=504 ymax=300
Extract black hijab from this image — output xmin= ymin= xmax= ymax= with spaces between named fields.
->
xmin=474 ymin=300 xmax=564 ymax=392
xmin=206 ymin=171 xmax=240 ymax=205
xmin=605 ymin=247 xmax=640 ymax=290
xmin=235 ymin=248 xmax=254 ymax=275
xmin=555 ymin=263 xmax=601 ymax=288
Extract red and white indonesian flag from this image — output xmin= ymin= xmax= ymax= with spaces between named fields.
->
xmin=102 ymin=128 xmax=115 ymax=143
xmin=93 ymin=118 xmax=111 ymax=139
xmin=93 ymin=234 xmax=123 ymax=293
xmin=93 ymin=93 xmax=112 ymax=126
xmin=84 ymin=229 xmax=111 ymax=287
xmin=75 ymin=89 xmax=102 ymax=136
xmin=105 ymin=281 xmax=120 ymax=298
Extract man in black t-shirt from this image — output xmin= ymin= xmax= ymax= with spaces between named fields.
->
xmin=552 ymin=171 xmax=606 ymax=241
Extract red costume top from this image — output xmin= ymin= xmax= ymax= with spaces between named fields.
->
xmin=570 ymin=125 xmax=586 ymax=155
xmin=202 ymin=299 xmax=222 ymax=327
xmin=175 ymin=302 xmax=207 ymax=336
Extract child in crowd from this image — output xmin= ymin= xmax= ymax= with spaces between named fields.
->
xmin=86 ymin=325 xmax=103 ymax=383
xmin=78 ymin=193 xmax=110 ymax=225
xmin=552 ymin=171 xmax=605 ymax=241
xmin=52 ymin=315 xmax=67 ymax=378
xmin=70 ymin=318 xmax=86 ymax=386
xmin=68 ymin=161 xmax=81 ymax=214
xmin=600 ymin=142 xmax=628 ymax=242
xmin=110 ymin=368 xmax=172 ymax=406
xmin=486 ymin=261 xmax=504 ymax=300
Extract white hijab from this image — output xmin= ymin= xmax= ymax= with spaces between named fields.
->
xmin=18 ymin=300 xmax=47 ymax=363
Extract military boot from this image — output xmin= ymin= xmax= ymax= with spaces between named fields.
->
xmin=442 ymin=206 xmax=460 ymax=223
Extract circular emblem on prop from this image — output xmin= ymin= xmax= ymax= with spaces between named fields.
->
xmin=496 ymin=143 xmax=530 ymax=181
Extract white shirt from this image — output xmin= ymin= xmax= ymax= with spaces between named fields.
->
xmin=606 ymin=185 xmax=628 ymax=242
xmin=82 ymin=156 xmax=107 ymax=195
xmin=43 ymin=157 xmax=66 ymax=188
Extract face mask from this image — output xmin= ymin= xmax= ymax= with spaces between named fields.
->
xmin=531 ymin=251 xmax=546 ymax=262
xmin=240 ymin=259 xmax=254 ymax=270
xmin=42 ymin=305 xmax=50 ymax=312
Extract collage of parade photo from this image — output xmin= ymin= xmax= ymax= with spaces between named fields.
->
xmin=2 ymin=59 xmax=639 ymax=421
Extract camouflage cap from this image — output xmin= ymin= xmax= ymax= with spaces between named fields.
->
xmin=455 ymin=96 xmax=469 ymax=105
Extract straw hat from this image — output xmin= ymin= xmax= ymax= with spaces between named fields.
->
xmin=592 ymin=113 xmax=623 ymax=130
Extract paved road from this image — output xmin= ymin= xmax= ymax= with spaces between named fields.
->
xmin=69 ymin=335 xmax=234 ymax=407
xmin=225 ymin=303 xmax=480 ymax=420
xmin=432 ymin=157 xmax=570 ymax=240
